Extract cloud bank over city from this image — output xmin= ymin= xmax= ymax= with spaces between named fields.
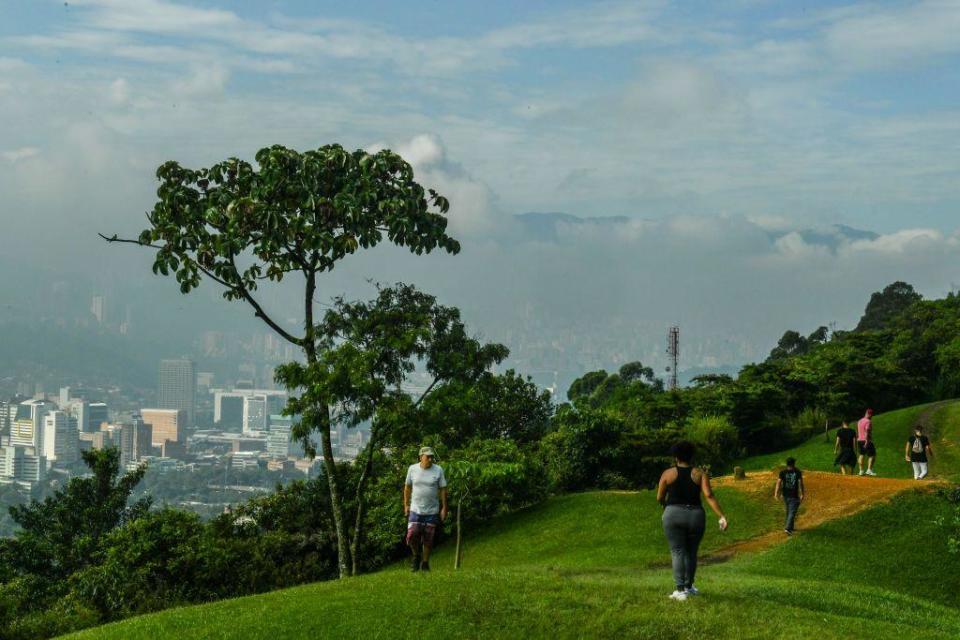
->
xmin=1 ymin=0 xmax=960 ymax=374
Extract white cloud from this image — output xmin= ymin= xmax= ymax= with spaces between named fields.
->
xmin=1 ymin=147 xmax=40 ymax=163
xmin=108 ymin=77 xmax=129 ymax=105
xmin=77 ymin=0 xmax=241 ymax=34
xmin=847 ymin=228 xmax=944 ymax=254
xmin=823 ymin=0 xmax=960 ymax=70
xmin=171 ymin=64 xmax=230 ymax=98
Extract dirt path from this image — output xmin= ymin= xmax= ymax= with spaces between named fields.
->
xmin=700 ymin=471 xmax=936 ymax=563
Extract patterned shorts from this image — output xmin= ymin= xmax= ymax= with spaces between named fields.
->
xmin=406 ymin=512 xmax=441 ymax=547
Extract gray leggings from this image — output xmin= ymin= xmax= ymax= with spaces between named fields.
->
xmin=662 ymin=505 xmax=706 ymax=590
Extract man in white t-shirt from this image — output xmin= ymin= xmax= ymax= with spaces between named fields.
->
xmin=403 ymin=446 xmax=448 ymax=572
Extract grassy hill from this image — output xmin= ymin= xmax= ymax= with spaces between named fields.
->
xmin=64 ymin=404 xmax=960 ymax=640
xmin=744 ymin=400 xmax=960 ymax=480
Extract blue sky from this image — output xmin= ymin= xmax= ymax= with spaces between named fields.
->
xmin=3 ymin=0 xmax=960 ymax=233
xmin=2 ymin=1 xmax=960 ymax=369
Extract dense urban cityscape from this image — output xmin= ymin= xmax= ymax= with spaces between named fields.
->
xmin=0 ymin=351 xmax=386 ymax=534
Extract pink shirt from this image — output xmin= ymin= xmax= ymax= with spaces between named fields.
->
xmin=857 ymin=417 xmax=872 ymax=441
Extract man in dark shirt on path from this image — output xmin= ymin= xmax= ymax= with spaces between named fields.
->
xmin=905 ymin=425 xmax=933 ymax=480
xmin=775 ymin=457 xmax=804 ymax=535
xmin=834 ymin=421 xmax=857 ymax=475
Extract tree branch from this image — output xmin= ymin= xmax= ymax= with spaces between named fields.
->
xmin=99 ymin=233 xmax=161 ymax=250
xmin=413 ymin=377 xmax=440 ymax=408
xmin=103 ymin=233 xmax=304 ymax=347
xmin=228 ymin=257 xmax=304 ymax=346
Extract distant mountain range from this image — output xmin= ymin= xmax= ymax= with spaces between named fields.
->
xmin=513 ymin=212 xmax=880 ymax=252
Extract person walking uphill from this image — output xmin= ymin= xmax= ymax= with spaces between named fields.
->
xmin=403 ymin=447 xmax=448 ymax=573
xmin=834 ymin=421 xmax=857 ymax=475
xmin=656 ymin=441 xmax=728 ymax=602
xmin=857 ymin=409 xmax=877 ymax=476
xmin=775 ymin=457 xmax=804 ymax=535
xmin=905 ymin=425 xmax=933 ymax=480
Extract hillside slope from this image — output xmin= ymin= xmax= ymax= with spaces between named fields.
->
xmin=744 ymin=400 xmax=960 ymax=480
xmin=65 ymin=403 xmax=960 ymax=640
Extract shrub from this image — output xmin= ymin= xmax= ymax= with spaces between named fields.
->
xmin=684 ymin=415 xmax=739 ymax=473
xmin=936 ymin=485 xmax=960 ymax=554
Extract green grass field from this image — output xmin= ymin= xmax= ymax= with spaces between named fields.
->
xmin=743 ymin=401 xmax=960 ymax=480
xmin=63 ymin=403 xmax=960 ymax=640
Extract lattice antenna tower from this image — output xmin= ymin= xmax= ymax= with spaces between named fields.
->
xmin=666 ymin=326 xmax=680 ymax=391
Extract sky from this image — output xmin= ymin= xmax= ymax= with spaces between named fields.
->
xmin=1 ymin=0 xmax=960 ymax=378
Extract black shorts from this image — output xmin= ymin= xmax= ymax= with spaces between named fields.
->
xmin=858 ymin=441 xmax=876 ymax=457
xmin=835 ymin=448 xmax=857 ymax=466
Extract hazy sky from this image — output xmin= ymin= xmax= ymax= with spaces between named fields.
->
xmin=2 ymin=0 xmax=960 ymax=372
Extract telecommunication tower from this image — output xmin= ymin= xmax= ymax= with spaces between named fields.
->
xmin=666 ymin=326 xmax=679 ymax=391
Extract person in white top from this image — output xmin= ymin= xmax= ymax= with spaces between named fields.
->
xmin=403 ymin=446 xmax=448 ymax=572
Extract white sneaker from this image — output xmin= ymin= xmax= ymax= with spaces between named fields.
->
xmin=865 ymin=469 xmax=877 ymax=476
xmin=858 ymin=470 xmax=865 ymax=476
xmin=669 ymin=590 xmax=688 ymax=602
xmin=685 ymin=586 xmax=700 ymax=596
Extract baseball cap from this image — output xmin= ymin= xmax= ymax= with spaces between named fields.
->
xmin=419 ymin=446 xmax=436 ymax=458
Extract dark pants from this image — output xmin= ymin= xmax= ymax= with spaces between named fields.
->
xmin=784 ymin=497 xmax=800 ymax=532
xmin=662 ymin=505 xmax=706 ymax=590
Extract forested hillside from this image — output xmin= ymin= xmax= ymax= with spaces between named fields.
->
xmin=3 ymin=281 xmax=960 ymax=638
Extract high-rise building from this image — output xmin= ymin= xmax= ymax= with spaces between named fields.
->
xmin=0 ymin=396 xmax=26 ymax=437
xmin=42 ymin=411 xmax=79 ymax=465
xmin=119 ymin=415 xmax=153 ymax=467
xmin=267 ymin=414 xmax=305 ymax=459
xmin=213 ymin=389 xmax=286 ymax=433
xmin=141 ymin=408 xmax=187 ymax=447
xmin=213 ymin=392 xmax=245 ymax=432
xmin=242 ymin=395 xmax=268 ymax=434
xmin=59 ymin=386 xmax=71 ymax=408
xmin=11 ymin=399 xmax=50 ymax=448
xmin=88 ymin=402 xmax=109 ymax=432
xmin=0 ymin=446 xmax=46 ymax=484
xmin=158 ymin=359 xmax=196 ymax=426
xmin=17 ymin=449 xmax=45 ymax=483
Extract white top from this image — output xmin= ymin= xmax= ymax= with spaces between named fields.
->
xmin=405 ymin=463 xmax=448 ymax=515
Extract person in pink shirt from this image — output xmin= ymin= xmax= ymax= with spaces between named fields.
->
xmin=857 ymin=408 xmax=877 ymax=476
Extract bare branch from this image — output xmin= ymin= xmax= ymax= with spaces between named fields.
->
xmin=228 ymin=256 xmax=305 ymax=346
xmin=99 ymin=233 xmax=161 ymax=250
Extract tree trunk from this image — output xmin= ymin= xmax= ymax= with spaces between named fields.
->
xmin=304 ymin=269 xmax=352 ymax=578
xmin=350 ymin=427 xmax=379 ymax=576
xmin=318 ymin=404 xmax=352 ymax=577
xmin=454 ymin=499 xmax=463 ymax=570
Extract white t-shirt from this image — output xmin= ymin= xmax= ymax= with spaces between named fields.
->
xmin=405 ymin=463 xmax=448 ymax=515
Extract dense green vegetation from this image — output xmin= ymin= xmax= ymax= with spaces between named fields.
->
xmin=63 ymin=487 xmax=959 ymax=640
xmin=12 ymin=133 xmax=960 ymax=636
xmin=549 ymin=281 xmax=960 ymax=492
xmin=5 ymin=278 xmax=960 ymax=638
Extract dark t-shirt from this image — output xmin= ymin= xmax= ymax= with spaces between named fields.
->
xmin=837 ymin=427 xmax=856 ymax=449
xmin=908 ymin=435 xmax=930 ymax=462
xmin=779 ymin=468 xmax=803 ymax=499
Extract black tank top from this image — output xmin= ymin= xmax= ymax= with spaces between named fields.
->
xmin=665 ymin=466 xmax=702 ymax=507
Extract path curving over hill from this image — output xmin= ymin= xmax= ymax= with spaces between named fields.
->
xmin=705 ymin=471 xmax=937 ymax=562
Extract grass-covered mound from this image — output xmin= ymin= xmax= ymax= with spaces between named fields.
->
xmin=743 ymin=400 xmax=960 ymax=480
xmin=64 ymin=485 xmax=958 ymax=640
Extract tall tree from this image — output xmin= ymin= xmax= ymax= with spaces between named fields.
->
xmin=276 ymin=283 xmax=508 ymax=575
xmin=103 ymin=144 xmax=458 ymax=578
xmin=856 ymin=281 xmax=922 ymax=332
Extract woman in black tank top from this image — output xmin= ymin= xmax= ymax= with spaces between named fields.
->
xmin=655 ymin=441 xmax=729 ymax=601
xmin=665 ymin=466 xmax=703 ymax=507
